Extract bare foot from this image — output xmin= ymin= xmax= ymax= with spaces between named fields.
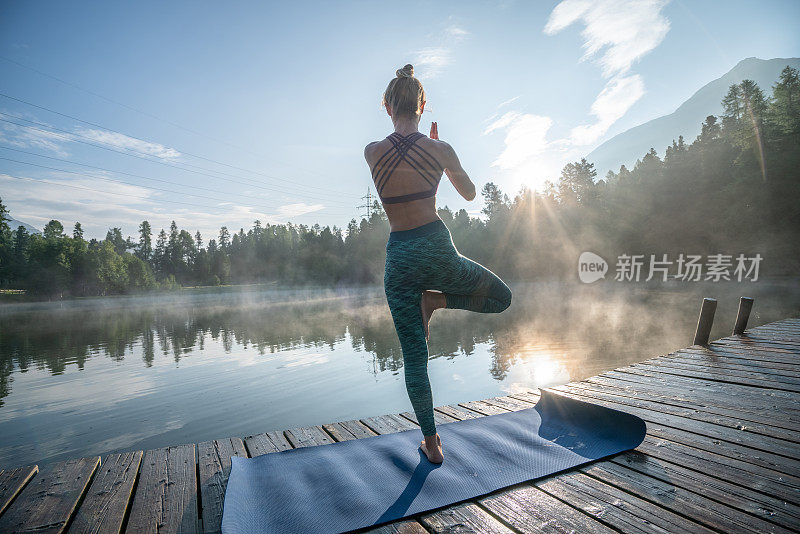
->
xmin=420 ymin=291 xmax=445 ymax=341
xmin=420 ymin=433 xmax=444 ymax=463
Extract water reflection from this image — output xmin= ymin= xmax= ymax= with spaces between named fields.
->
xmin=0 ymin=281 xmax=798 ymax=468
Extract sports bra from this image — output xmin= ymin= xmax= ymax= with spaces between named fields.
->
xmin=370 ymin=131 xmax=444 ymax=204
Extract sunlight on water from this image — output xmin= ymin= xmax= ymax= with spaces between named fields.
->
xmin=0 ymin=281 xmax=798 ymax=468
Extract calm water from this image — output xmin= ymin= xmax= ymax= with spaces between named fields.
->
xmin=1 ymin=281 xmax=798 ymax=468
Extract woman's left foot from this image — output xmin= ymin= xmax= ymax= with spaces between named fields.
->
xmin=420 ymin=434 xmax=444 ymax=463
xmin=420 ymin=291 xmax=444 ymax=341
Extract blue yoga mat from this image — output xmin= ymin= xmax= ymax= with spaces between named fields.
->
xmin=222 ymin=390 xmax=646 ymax=534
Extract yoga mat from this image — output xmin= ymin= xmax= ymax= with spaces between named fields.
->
xmin=221 ymin=390 xmax=646 ymax=534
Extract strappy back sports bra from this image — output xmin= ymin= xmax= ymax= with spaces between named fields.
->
xmin=370 ymin=131 xmax=444 ymax=204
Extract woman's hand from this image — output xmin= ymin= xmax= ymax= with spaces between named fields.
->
xmin=430 ymin=121 xmax=439 ymax=140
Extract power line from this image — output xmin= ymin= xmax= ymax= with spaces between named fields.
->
xmin=0 ymin=116 xmax=350 ymax=204
xmin=0 ymin=113 xmax=355 ymax=201
xmin=0 ymin=172 xmax=358 ymax=221
xmin=0 ymin=55 xmax=335 ymax=181
xmin=0 ymin=155 xmax=350 ymax=210
xmin=0 ymin=91 xmax=356 ymax=198
xmin=0 ymin=146 xmax=354 ymax=207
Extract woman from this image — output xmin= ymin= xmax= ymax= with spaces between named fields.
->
xmin=364 ymin=64 xmax=512 ymax=464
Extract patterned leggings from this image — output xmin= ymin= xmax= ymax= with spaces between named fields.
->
xmin=383 ymin=219 xmax=512 ymax=437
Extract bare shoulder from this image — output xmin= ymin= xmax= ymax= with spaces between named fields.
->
xmin=425 ymin=138 xmax=457 ymax=162
xmin=363 ymin=139 xmax=384 ymax=163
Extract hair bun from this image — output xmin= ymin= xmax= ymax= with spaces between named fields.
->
xmin=396 ymin=64 xmax=414 ymax=78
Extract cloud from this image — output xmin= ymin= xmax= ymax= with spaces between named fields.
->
xmin=411 ymin=20 xmax=469 ymax=79
xmin=569 ymin=73 xmax=645 ymax=144
xmin=0 ymin=171 xmax=328 ymax=241
xmin=0 ymin=114 xmax=181 ymax=160
xmin=412 ymin=47 xmax=453 ymax=79
xmin=0 ymin=117 xmax=71 ymax=157
xmin=444 ymin=25 xmax=470 ymax=40
xmin=276 ymin=202 xmax=325 ymax=218
xmin=544 ymin=0 xmax=670 ymax=78
xmin=76 ymin=128 xmax=180 ymax=159
xmin=544 ymin=0 xmax=669 ymax=144
xmin=496 ymin=95 xmax=521 ymax=109
xmin=486 ymin=113 xmax=553 ymax=170
xmin=483 ymin=0 xmax=670 ymax=190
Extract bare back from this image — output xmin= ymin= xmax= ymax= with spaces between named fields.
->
xmin=364 ymin=131 xmax=475 ymax=232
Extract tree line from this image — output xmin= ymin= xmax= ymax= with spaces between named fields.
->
xmin=1 ymin=66 xmax=798 ymax=297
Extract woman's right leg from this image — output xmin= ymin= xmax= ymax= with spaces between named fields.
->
xmin=436 ymin=253 xmax=512 ymax=314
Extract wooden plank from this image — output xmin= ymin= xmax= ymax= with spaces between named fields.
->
xmin=365 ymin=519 xmax=429 ymax=533
xmin=632 ymin=361 xmax=800 ymax=393
xmin=198 ymin=438 xmax=247 ymax=534
xmin=561 ymin=381 xmax=800 ymax=444
xmin=581 ymin=460 xmax=795 ymax=533
xmin=536 ymin=472 xmax=715 ymax=534
xmin=68 ymin=451 xmax=142 ymax=534
xmin=243 ymin=430 xmax=291 ymax=457
xmin=458 ymin=399 xmax=509 ymax=416
xmin=0 ymin=464 xmax=38 ymax=517
xmin=627 ymin=362 xmax=800 ymax=393
xmin=650 ymin=355 xmax=800 ymax=382
xmin=541 ymin=387 xmax=800 ymax=474
xmin=549 ymin=384 xmax=800 ymax=461
xmin=434 ymin=404 xmax=482 ymax=421
xmin=490 ymin=386 xmax=800 ymax=489
xmin=635 ymin=436 xmax=800 ymax=505
xmin=284 ymin=426 xmax=333 ymax=448
xmin=0 ymin=456 xmax=99 ymax=534
xmin=420 ymin=502 xmax=515 ymax=534
xmin=584 ymin=374 xmax=800 ymax=421
xmin=482 ymin=395 xmax=536 ymax=412
xmin=610 ymin=450 xmax=800 ymax=530
xmin=399 ymin=408 xmax=459 ymax=426
xmin=361 ymin=414 xmax=417 ymax=435
xmin=675 ymin=348 xmax=800 ymax=370
xmin=715 ymin=344 xmax=800 ymax=356
xmin=125 ymin=445 xmax=198 ymax=534
xmin=582 ymin=376 xmax=800 ymax=433
xmin=479 ymin=484 xmax=616 ymax=533
xmin=730 ymin=333 xmax=800 ymax=344
xmin=604 ymin=367 xmax=800 ymax=403
xmin=323 ymin=419 xmax=376 ymax=441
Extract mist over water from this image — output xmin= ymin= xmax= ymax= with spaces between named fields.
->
xmin=1 ymin=281 xmax=798 ymax=468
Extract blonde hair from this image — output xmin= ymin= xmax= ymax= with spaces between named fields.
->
xmin=382 ymin=64 xmax=425 ymax=118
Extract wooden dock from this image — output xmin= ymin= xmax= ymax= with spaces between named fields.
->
xmin=0 ymin=317 xmax=798 ymax=533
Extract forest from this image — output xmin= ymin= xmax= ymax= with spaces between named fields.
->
xmin=1 ymin=66 xmax=798 ymax=297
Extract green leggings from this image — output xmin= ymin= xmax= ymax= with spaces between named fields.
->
xmin=384 ymin=219 xmax=512 ymax=437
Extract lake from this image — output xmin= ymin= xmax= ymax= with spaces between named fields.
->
xmin=1 ymin=280 xmax=798 ymax=468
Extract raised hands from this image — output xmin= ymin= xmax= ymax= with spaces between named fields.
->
xmin=430 ymin=121 xmax=439 ymax=140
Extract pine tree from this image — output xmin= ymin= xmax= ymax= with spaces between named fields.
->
xmin=154 ymin=229 xmax=168 ymax=275
xmin=557 ymin=158 xmax=597 ymax=204
xmin=769 ymin=66 xmax=800 ymax=134
xmin=73 ymin=222 xmax=84 ymax=240
xmin=43 ymin=220 xmax=64 ymax=239
xmin=137 ymin=221 xmax=152 ymax=262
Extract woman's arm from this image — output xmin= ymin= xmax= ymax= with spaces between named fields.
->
xmin=430 ymin=122 xmax=476 ymax=201
xmin=438 ymin=141 xmax=476 ymax=201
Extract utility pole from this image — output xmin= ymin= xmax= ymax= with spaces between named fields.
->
xmin=358 ymin=189 xmax=374 ymax=219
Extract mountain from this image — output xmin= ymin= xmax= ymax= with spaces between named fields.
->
xmin=587 ymin=57 xmax=800 ymax=177
xmin=7 ymin=217 xmax=40 ymax=235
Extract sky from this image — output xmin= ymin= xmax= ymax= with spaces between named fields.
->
xmin=0 ymin=0 xmax=798 ymax=241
